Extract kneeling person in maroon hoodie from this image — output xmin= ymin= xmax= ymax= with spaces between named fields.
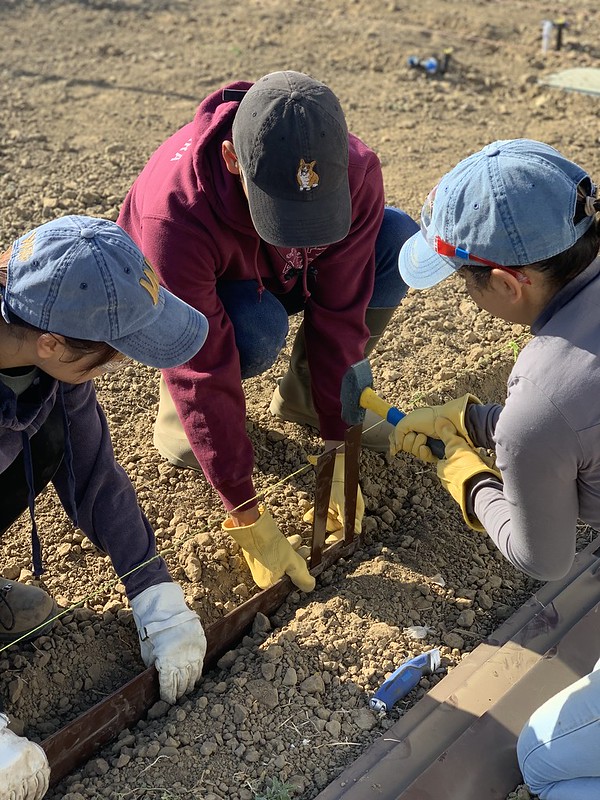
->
xmin=118 ymin=71 xmax=418 ymax=589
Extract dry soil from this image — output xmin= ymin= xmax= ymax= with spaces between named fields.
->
xmin=1 ymin=1 xmax=599 ymax=798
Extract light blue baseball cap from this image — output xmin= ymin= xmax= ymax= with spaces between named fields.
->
xmin=1 ymin=215 xmax=208 ymax=368
xmin=399 ymin=139 xmax=596 ymax=289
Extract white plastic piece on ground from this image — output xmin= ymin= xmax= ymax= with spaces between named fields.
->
xmin=405 ymin=625 xmax=433 ymax=640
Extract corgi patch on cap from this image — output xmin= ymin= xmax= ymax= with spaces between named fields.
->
xmin=296 ymin=159 xmax=319 ymax=191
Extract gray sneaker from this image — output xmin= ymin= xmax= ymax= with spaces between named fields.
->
xmin=0 ymin=582 xmax=58 ymax=645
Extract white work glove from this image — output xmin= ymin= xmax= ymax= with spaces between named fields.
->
xmin=130 ymin=582 xmax=206 ymax=704
xmin=0 ymin=713 xmax=49 ymax=800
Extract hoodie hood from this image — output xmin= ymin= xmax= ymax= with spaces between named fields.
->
xmin=191 ymin=81 xmax=254 ymax=235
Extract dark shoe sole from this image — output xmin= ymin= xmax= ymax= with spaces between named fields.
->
xmin=0 ymin=600 xmax=59 ymax=645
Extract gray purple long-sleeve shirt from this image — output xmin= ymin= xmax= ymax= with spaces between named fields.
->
xmin=0 ymin=372 xmax=171 ymax=598
xmin=464 ymin=257 xmax=600 ymax=582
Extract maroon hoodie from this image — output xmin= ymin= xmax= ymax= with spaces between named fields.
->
xmin=118 ymin=81 xmax=384 ymax=512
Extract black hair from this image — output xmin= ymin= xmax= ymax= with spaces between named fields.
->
xmin=0 ymin=249 xmax=119 ymax=371
xmin=462 ymin=216 xmax=600 ymax=291
xmin=1 ymin=306 xmax=119 ymax=370
xmin=461 ymin=182 xmax=600 ymax=291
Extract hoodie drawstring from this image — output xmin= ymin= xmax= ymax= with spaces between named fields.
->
xmin=301 ymin=249 xmax=311 ymax=300
xmin=21 ymin=431 xmax=43 ymax=577
xmin=59 ymin=384 xmax=78 ymax=528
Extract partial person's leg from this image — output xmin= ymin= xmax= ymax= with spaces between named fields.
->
xmin=517 ymin=666 xmax=600 ymax=800
xmin=270 ymin=206 xmax=418 ymax=450
xmin=154 ymin=281 xmax=289 ymax=469
xmin=216 ymin=280 xmax=289 ymax=378
xmin=0 ymin=404 xmax=63 ymax=646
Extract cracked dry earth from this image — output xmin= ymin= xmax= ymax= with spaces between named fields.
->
xmin=1 ymin=1 xmax=600 ymax=798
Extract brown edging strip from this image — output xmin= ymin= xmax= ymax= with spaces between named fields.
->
xmin=316 ymin=537 xmax=600 ymax=800
xmin=42 ymin=424 xmax=363 ymax=787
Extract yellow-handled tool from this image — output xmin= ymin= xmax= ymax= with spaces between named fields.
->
xmin=340 ymin=358 xmax=445 ymax=459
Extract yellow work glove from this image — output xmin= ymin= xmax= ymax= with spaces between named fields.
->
xmin=223 ymin=508 xmax=315 ymax=592
xmin=390 ymin=393 xmax=482 ymax=463
xmin=434 ymin=418 xmax=501 ymax=532
xmin=303 ymin=453 xmax=365 ymax=544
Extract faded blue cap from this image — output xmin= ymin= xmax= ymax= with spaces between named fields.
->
xmin=1 ymin=215 xmax=208 ymax=368
xmin=399 ymin=139 xmax=596 ymax=289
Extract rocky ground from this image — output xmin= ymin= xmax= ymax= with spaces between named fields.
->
xmin=1 ymin=0 xmax=599 ymax=798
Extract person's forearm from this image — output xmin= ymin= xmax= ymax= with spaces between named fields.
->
xmin=228 ymin=504 xmax=260 ymax=526
xmin=466 ymin=402 xmax=503 ymax=450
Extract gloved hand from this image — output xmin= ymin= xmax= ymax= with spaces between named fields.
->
xmin=223 ymin=508 xmax=315 ymax=592
xmin=303 ymin=453 xmax=365 ymax=544
xmin=130 ymin=582 xmax=206 ymax=704
xmin=0 ymin=713 xmax=49 ymax=800
xmin=390 ymin=393 xmax=482 ymax=463
xmin=434 ymin=418 xmax=501 ymax=532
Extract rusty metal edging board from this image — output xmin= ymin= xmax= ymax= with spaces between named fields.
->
xmin=316 ymin=537 xmax=600 ymax=800
xmin=43 ymin=424 xmax=364 ymax=786
xmin=310 ymin=424 xmax=362 ymax=567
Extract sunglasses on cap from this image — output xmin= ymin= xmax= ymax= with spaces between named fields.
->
xmin=420 ymin=185 xmax=531 ymax=285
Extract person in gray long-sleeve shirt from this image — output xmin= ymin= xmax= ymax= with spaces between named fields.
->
xmin=391 ymin=138 xmax=600 ymax=800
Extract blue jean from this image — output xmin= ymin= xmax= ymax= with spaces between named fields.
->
xmin=217 ymin=206 xmax=417 ymax=378
xmin=517 ymin=659 xmax=600 ymax=799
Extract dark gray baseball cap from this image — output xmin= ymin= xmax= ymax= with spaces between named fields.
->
xmin=232 ymin=71 xmax=351 ymax=248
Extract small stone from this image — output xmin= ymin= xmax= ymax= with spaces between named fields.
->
xmin=217 ymin=650 xmax=238 ymax=670
xmin=456 ymin=609 xmax=476 ymax=628
xmin=300 ymin=674 xmax=325 ymax=694
xmin=443 ymin=632 xmax=464 ymax=650
xmin=247 ymin=679 xmax=279 ymax=709
xmin=84 ymin=758 xmax=109 ymax=777
xmin=252 ymin=612 xmax=272 ymax=634
xmin=244 ymin=747 xmax=260 ymax=763
xmin=262 ymin=644 xmax=283 ymax=662
xmin=146 ymin=742 xmax=161 ymax=759
xmin=147 ymin=701 xmax=170 ymax=720
xmin=261 ymin=662 xmax=276 ymax=681
xmin=282 ymin=667 xmax=298 ymax=686
xmin=354 ymin=708 xmax=377 ymax=731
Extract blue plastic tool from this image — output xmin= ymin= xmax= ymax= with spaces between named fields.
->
xmin=407 ymin=49 xmax=452 ymax=76
xmin=370 ymin=648 xmax=441 ymax=713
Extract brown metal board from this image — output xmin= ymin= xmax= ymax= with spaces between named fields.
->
xmin=43 ymin=437 xmax=363 ymax=787
xmin=316 ymin=537 xmax=600 ymax=800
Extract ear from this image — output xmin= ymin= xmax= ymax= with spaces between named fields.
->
xmin=36 ymin=332 xmax=66 ymax=361
xmin=222 ymin=141 xmax=240 ymax=175
xmin=488 ymin=268 xmax=525 ymax=304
